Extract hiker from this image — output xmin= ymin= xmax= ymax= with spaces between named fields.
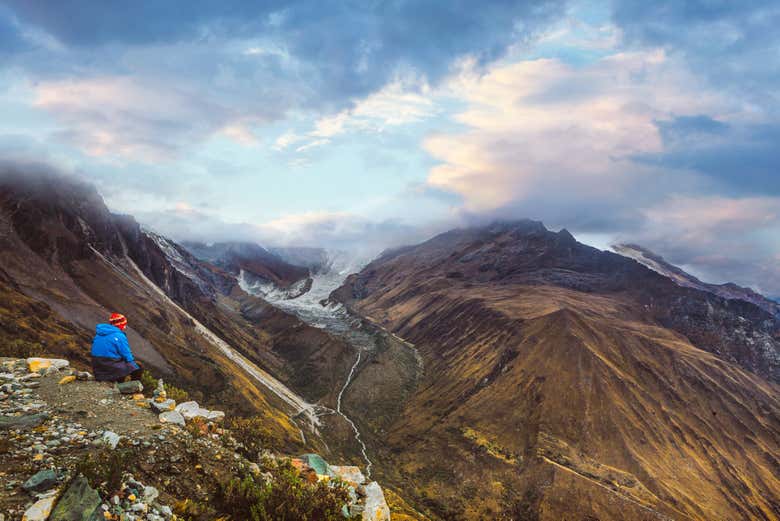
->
xmin=90 ymin=313 xmax=143 ymax=382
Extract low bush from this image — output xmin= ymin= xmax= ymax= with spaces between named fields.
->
xmin=226 ymin=417 xmax=275 ymax=458
xmin=76 ymin=447 xmax=133 ymax=496
xmin=217 ymin=459 xmax=350 ymax=521
xmin=139 ymin=370 xmax=189 ymax=402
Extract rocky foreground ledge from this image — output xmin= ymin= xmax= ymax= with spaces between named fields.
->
xmin=0 ymin=357 xmax=392 ymax=521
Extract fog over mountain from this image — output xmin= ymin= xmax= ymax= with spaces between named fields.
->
xmin=0 ymin=0 xmax=778 ymax=296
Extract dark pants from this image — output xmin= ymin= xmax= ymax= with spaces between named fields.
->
xmin=128 ymin=365 xmax=144 ymax=381
xmin=91 ymin=356 xmax=142 ymax=382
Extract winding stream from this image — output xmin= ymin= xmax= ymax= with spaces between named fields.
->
xmin=238 ymin=253 xmax=376 ymax=476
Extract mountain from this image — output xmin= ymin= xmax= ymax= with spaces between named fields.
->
xmin=332 ymin=220 xmax=780 ymax=520
xmin=613 ymin=243 xmax=780 ymax=318
xmin=0 ymin=169 xmax=355 ymax=452
xmin=182 ymin=241 xmax=310 ymax=288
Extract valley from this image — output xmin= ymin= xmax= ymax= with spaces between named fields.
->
xmin=2 ymin=170 xmax=779 ymax=521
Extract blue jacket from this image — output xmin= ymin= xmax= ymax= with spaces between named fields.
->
xmin=91 ymin=324 xmax=136 ymax=363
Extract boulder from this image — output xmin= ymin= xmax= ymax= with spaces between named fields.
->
xmin=362 ymin=482 xmax=390 ymax=521
xmin=299 ymin=454 xmax=334 ymax=477
xmin=175 ymin=401 xmax=223 ymax=422
xmin=23 ymin=470 xmax=59 ymax=493
xmin=75 ymin=372 xmax=93 ymax=381
xmin=22 ymin=495 xmax=56 ymax=521
xmin=0 ymin=412 xmax=49 ymax=430
xmin=49 ymin=475 xmax=101 ymax=521
xmin=159 ymin=411 xmax=185 ymax=426
xmin=330 ymin=465 xmax=366 ymax=487
xmin=117 ymin=381 xmax=144 ymax=394
xmin=27 ymin=358 xmax=69 ymax=373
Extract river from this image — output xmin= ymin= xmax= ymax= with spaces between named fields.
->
xmin=238 ymin=252 xmax=377 ymax=477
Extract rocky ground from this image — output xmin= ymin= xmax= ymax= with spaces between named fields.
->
xmin=0 ymin=357 xmax=394 ymax=521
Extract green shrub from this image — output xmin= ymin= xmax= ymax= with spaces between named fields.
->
xmin=165 ymin=382 xmax=189 ymax=402
xmin=226 ymin=417 xmax=275 ymax=458
xmin=139 ymin=370 xmax=189 ymax=401
xmin=140 ymin=370 xmax=157 ymax=394
xmin=76 ymin=448 xmax=133 ymax=496
xmin=217 ymin=460 xmax=349 ymax=521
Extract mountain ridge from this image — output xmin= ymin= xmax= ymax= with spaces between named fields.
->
xmin=332 ymin=220 xmax=780 ymax=520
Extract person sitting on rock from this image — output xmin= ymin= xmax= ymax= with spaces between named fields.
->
xmin=90 ymin=313 xmax=143 ymax=382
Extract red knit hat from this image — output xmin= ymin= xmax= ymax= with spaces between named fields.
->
xmin=109 ymin=313 xmax=127 ymax=329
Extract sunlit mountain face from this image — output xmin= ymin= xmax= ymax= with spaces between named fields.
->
xmin=1 ymin=1 xmax=779 ymax=520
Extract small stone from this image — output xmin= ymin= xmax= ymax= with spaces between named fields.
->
xmin=75 ymin=371 xmax=93 ymax=381
xmin=150 ymin=400 xmax=176 ymax=413
xmin=101 ymin=431 xmax=121 ymax=449
xmin=117 ymin=381 xmax=144 ymax=394
xmin=58 ymin=375 xmax=76 ymax=385
xmin=23 ymin=469 xmax=58 ymax=493
xmin=158 ymin=411 xmax=185 ymax=426
xmin=159 ymin=506 xmax=172 ymax=518
xmin=22 ymin=495 xmax=56 ymax=521
xmin=132 ymin=394 xmax=145 ymax=401
xmin=143 ymin=486 xmax=159 ymax=503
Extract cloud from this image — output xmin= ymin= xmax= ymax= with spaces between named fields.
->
xmin=424 ymin=49 xmax=724 ymax=214
xmin=3 ymin=1 xmax=568 ymax=101
xmin=636 ymin=116 xmax=780 ymax=196
xmin=33 ymin=76 xmax=238 ymax=160
xmin=419 ymin=45 xmax=780 ymax=294
xmin=626 ymin=195 xmax=780 ymax=295
xmin=277 ymin=78 xmax=437 ymax=152
xmin=612 ymin=0 xmax=780 ymax=106
xmin=137 ymin=205 xmax=425 ymax=257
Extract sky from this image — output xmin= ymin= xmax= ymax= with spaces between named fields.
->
xmin=0 ymin=1 xmax=778 ymax=296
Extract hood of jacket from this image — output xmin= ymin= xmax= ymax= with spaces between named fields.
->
xmin=95 ymin=323 xmax=123 ymax=336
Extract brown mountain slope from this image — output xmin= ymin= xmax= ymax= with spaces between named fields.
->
xmin=334 ymin=221 xmax=780 ymax=520
xmin=0 ymin=169 xmax=352 ymax=452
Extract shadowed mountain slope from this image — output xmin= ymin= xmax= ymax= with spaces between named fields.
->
xmin=334 ymin=221 xmax=780 ymax=521
xmin=613 ymin=243 xmax=780 ymax=318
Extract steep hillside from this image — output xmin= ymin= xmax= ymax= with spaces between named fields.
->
xmin=613 ymin=243 xmax=780 ymax=318
xmin=0 ymin=169 xmax=352 ymax=452
xmin=334 ymin=221 xmax=780 ymax=521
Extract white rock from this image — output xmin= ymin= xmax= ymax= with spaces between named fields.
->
xmin=362 ymin=482 xmax=390 ymax=521
xmin=131 ymin=502 xmax=148 ymax=512
xmin=22 ymin=495 xmax=56 ymax=521
xmin=330 ymin=465 xmax=366 ymax=486
xmin=26 ymin=358 xmax=69 ymax=371
xmin=159 ymin=410 xmax=185 ymax=426
xmin=206 ymin=410 xmax=225 ymax=422
xmin=143 ymin=485 xmax=159 ymax=503
xmin=160 ymin=506 xmax=173 ymax=518
xmin=101 ymin=431 xmax=121 ymax=449
xmin=174 ymin=401 xmax=201 ymax=419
